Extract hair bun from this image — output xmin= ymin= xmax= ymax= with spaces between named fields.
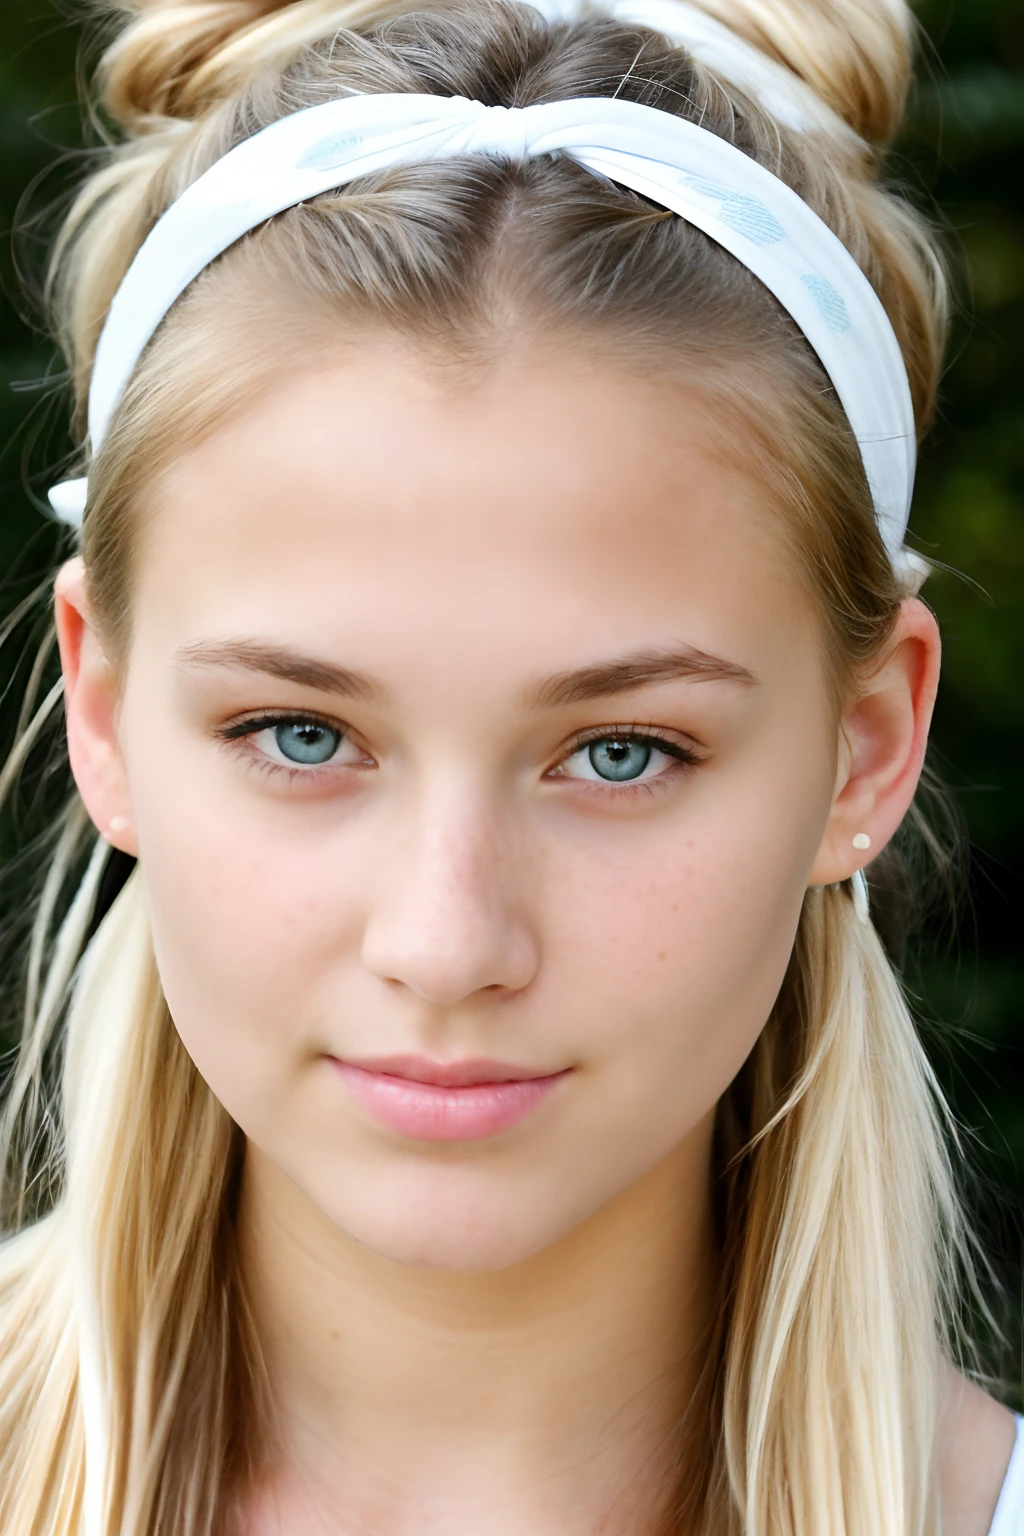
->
xmin=101 ymin=0 xmax=350 ymax=126
xmin=100 ymin=0 xmax=915 ymax=143
xmin=697 ymin=0 xmax=914 ymax=146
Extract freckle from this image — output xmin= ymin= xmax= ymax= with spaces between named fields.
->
xmin=657 ymin=950 xmax=667 ymax=962
xmin=330 ymin=1330 xmax=340 ymax=1341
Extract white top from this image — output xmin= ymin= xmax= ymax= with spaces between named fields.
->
xmin=989 ymin=1417 xmax=1024 ymax=1536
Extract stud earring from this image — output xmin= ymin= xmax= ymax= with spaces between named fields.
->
xmin=108 ymin=816 xmax=130 ymax=837
xmin=852 ymin=832 xmax=871 ymax=851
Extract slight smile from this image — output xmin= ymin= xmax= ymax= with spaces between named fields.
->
xmin=328 ymin=1055 xmax=573 ymax=1142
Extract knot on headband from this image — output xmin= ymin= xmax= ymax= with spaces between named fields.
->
xmin=459 ymin=102 xmax=533 ymax=158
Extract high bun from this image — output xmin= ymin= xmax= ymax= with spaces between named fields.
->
xmin=696 ymin=0 xmax=914 ymax=145
xmin=101 ymin=0 xmax=393 ymax=124
xmin=0 ymin=3 xmax=969 ymax=1535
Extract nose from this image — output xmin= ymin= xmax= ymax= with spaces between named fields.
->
xmin=360 ymin=788 xmax=541 ymax=1007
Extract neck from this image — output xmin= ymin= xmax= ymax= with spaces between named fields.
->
xmin=235 ymin=1127 xmax=716 ymax=1536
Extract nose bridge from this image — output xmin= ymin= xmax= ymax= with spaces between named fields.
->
xmin=360 ymin=773 xmax=539 ymax=1005
xmin=413 ymin=784 xmax=506 ymax=929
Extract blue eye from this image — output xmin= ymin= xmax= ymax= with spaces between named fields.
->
xmin=587 ymin=738 xmax=653 ymax=781
xmin=557 ymin=731 xmax=693 ymax=788
xmin=273 ymin=721 xmax=342 ymax=765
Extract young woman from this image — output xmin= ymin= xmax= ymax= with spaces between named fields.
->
xmin=0 ymin=0 xmax=1018 ymax=1531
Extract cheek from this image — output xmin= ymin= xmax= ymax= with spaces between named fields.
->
xmin=536 ymin=764 xmax=830 ymax=1167
xmin=119 ymin=719 xmax=357 ymax=1127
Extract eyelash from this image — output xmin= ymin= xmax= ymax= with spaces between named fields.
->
xmin=216 ymin=711 xmax=703 ymax=795
xmin=216 ymin=710 xmax=362 ymax=787
xmin=552 ymin=724 xmax=702 ymax=799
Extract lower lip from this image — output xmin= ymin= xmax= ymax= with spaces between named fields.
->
xmin=331 ymin=1063 xmax=568 ymax=1142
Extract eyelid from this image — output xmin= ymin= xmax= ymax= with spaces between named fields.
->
xmin=560 ymin=722 xmax=705 ymax=759
xmin=215 ymin=708 xmax=372 ymax=782
xmin=215 ymin=713 xmax=703 ymax=789
xmin=218 ymin=706 xmax=350 ymax=741
xmin=547 ymin=724 xmax=705 ymax=797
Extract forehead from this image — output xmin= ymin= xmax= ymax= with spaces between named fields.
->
xmin=133 ymin=341 xmax=818 ymax=690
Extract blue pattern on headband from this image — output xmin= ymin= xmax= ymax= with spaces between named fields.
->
xmin=800 ymin=272 xmax=850 ymax=333
xmin=680 ymin=175 xmax=786 ymax=244
xmin=297 ymin=132 xmax=366 ymax=171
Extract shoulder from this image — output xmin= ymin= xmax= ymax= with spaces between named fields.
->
xmin=939 ymin=1366 xmax=1019 ymax=1536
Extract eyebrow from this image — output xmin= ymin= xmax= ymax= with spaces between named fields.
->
xmin=175 ymin=638 xmax=756 ymax=708
xmin=175 ymin=640 xmax=385 ymax=701
xmin=525 ymin=645 xmax=756 ymax=708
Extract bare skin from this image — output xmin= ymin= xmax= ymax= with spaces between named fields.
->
xmin=940 ymin=1369 xmax=1017 ymax=1536
xmin=55 ymin=341 xmax=1014 ymax=1533
xmin=233 ymin=1141 xmax=710 ymax=1534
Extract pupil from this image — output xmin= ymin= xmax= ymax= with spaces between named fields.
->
xmin=275 ymin=722 xmax=339 ymax=765
xmin=588 ymin=738 xmax=652 ymax=782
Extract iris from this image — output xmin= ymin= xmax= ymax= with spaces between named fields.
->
xmin=588 ymin=738 xmax=652 ymax=781
xmin=275 ymin=722 xmax=340 ymax=765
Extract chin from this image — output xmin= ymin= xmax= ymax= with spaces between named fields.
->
xmin=318 ymin=1175 xmax=579 ymax=1273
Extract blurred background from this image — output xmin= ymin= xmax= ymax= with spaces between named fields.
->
xmin=0 ymin=0 xmax=1021 ymax=1382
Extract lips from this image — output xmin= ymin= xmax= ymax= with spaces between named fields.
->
xmin=342 ymin=1054 xmax=554 ymax=1088
xmin=328 ymin=1055 xmax=570 ymax=1142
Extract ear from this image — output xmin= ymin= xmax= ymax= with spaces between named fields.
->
xmin=808 ymin=597 xmax=940 ymax=887
xmin=54 ymin=557 xmax=138 ymax=856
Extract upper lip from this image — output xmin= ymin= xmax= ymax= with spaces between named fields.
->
xmin=336 ymin=1054 xmax=565 ymax=1088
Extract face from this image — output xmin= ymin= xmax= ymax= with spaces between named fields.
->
xmin=76 ymin=342 xmax=848 ymax=1270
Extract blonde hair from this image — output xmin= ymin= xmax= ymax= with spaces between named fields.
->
xmin=0 ymin=1 xmax=981 ymax=1533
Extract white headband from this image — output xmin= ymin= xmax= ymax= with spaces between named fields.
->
xmin=48 ymin=92 xmax=915 ymax=556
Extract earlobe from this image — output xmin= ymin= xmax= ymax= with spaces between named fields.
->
xmin=54 ymin=558 xmax=138 ymax=856
xmin=808 ymin=597 xmax=941 ymax=888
